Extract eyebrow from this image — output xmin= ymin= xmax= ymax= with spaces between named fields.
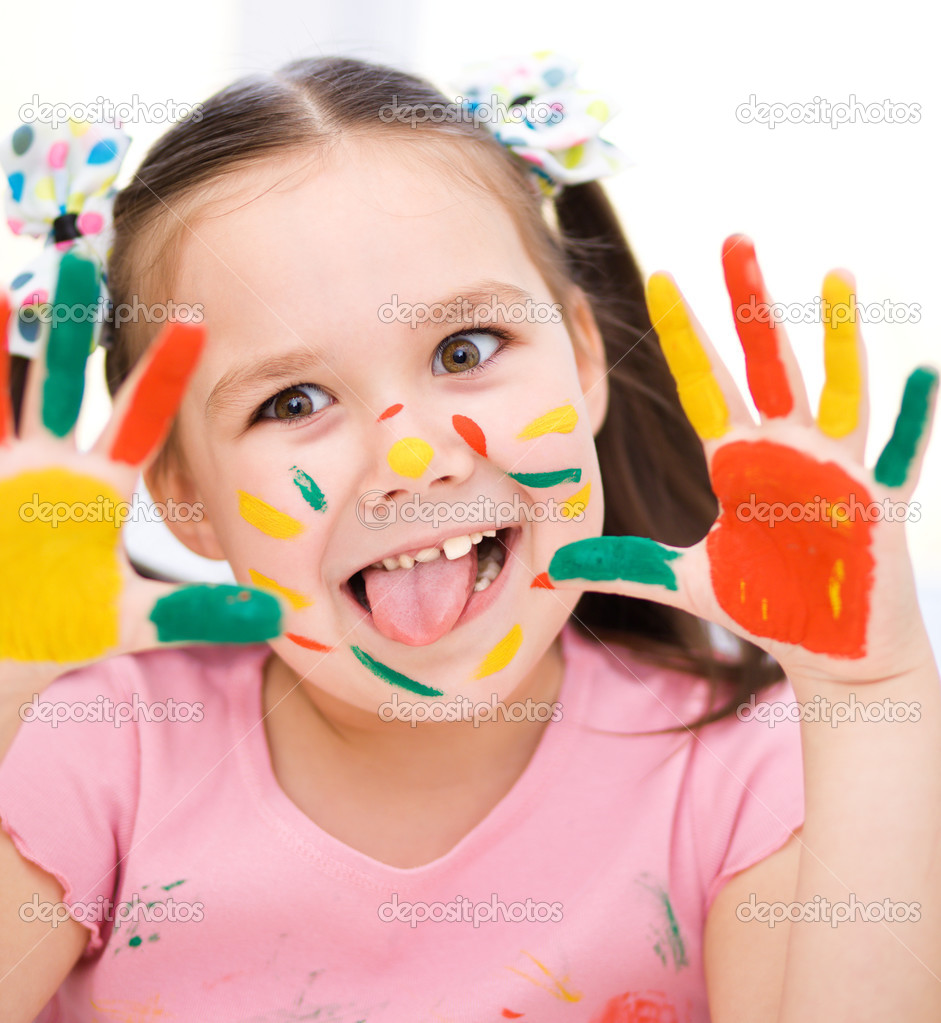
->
xmin=204 ymin=279 xmax=536 ymax=419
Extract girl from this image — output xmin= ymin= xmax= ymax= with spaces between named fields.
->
xmin=1 ymin=54 xmax=939 ymax=1022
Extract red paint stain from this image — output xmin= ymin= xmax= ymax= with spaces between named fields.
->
xmin=286 ymin=633 xmax=333 ymax=652
xmin=501 ymin=1011 xmax=524 ymax=1019
xmin=110 ymin=323 xmax=206 ymax=465
xmin=591 ymin=990 xmax=681 ymax=1023
xmin=531 ymin=572 xmax=555 ymax=589
xmin=722 ymin=236 xmax=793 ymax=418
xmin=378 ymin=403 xmax=403 ymax=421
xmin=452 ymin=414 xmax=487 ymax=456
xmin=707 ymin=440 xmax=873 ymax=657
xmin=0 ymin=295 xmax=10 ymax=443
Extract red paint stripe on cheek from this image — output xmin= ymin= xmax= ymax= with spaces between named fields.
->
xmin=286 ymin=632 xmax=333 ymax=652
xmin=531 ymin=572 xmax=555 ymax=589
xmin=452 ymin=414 xmax=487 ymax=456
xmin=722 ymin=236 xmax=794 ymax=418
xmin=378 ymin=403 xmax=403 ymax=421
xmin=110 ymin=323 xmax=206 ymax=465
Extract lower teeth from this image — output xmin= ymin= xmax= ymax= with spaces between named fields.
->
xmin=473 ymin=554 xmax=504 ymax=592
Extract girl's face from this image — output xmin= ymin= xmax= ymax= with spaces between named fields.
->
xmin=158 ymin=138 xmax=608 ymax=712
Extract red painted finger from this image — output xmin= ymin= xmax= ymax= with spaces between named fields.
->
xmin=0 ymin=295 xmax=11 ymax=443
xmin=722 ymin=235 xmax=794 ymax=418
xmin=109 ymin=322 xmax=206 ymax=465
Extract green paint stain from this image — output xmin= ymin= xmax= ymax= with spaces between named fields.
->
xmin=291 ymin=465 xmax=327 ymax=512
xmin=637 ymin=875 xmax=688 ymax=971
xmin=548 ymin=536 xmax=681 ymax=590
xmin=129 ymin=935 xmax=142 ymax=947
xmin=874 ymin=367 xmax=938 ymax=488
xmin=507 ymin=467 xmax=582 ymax=488
xmin=148 ymin=933 xmax=160 ymax=942
xmin=349 ymin=645 xmax=444 ymax=696
xmin=41 ymin=253 xmax=100 ymax=437
xmin=150 ymin=584 xmax=282 ymax=643
xmin=161 ymin=879 xmax=186 ymax=890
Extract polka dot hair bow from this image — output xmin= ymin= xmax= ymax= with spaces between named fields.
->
xmin=451 ymin=52 xmax=626 ymax=198
xmin=1 ymin=118 xmax=131 ymax=358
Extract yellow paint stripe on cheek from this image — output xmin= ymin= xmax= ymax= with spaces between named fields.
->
xmin=645 ymin=273 xmax=730 ymax=440
xmin=560 ymin=481 xmax=591 ymax=519
xmin=473 ymin=624 xmax=523 ymax=680
xmin=0 ymin=469 xmax=123 ymax=661
xmin=238 ymin=490 xmax=305 ymax=538
xmin=517 ymin=404 xmax=579 ymax=439
xmin=387 ymin=438 xmax=434 ymax=478
xmin=817 ymin=272 xmax=862 ymax=438
xmin=247 ymin=569 xmax=313 ymax=609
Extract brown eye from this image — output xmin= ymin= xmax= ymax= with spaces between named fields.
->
xmin=432 ymin=332 xmax=501 ymax=375
xmin=258 ymin=383 xmax=331 ymax=421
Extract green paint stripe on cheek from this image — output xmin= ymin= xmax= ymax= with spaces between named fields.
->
xmin=291 ymin=465 xmax=327 ymax=511
xmin=548 ymin=536 xmax=681 ymax=590
xmin=150 ymin=585 xmax=282 ymax=642
xmin=507 ymin=467 xmax=582 ymax=488
xmin=349 ymin=645 xmax=444 ymax=696
xmin=874 ymin=367 xmax=938 ymax=488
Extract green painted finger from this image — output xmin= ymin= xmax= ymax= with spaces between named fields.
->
xmin=150 ymin=584 xmax=283 ymax=643
xmin=42 ymin=253 xmax=100 ymax=437
xmin=548 ymin=536 xmax=682 ymax=591
xmin=874 ymin=367 xmax=938 ymax=488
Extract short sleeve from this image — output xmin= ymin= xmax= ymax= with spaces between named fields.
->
xmin=689 ymin=677 xmax=805 ymax=914
xmin=0 ymin=656 xmax=141 ymax=955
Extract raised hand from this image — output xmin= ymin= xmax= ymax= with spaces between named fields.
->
xmin=547 ymin=236 xmax=938 ymax=683
xmin=0 ymin=252 xmax=284 ymax=674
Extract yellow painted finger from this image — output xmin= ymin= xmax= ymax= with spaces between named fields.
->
xmin=817 ymin=272 xmax=862 ymax=438
xmin=645 ymin=274 xmax=730 ymax=440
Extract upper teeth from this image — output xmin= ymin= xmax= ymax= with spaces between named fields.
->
xmin=368 ymin=530 xmax=497 ymax=571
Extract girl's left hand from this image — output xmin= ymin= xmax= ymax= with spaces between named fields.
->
xmin=547 ymin=235 xmax=938 ymax=685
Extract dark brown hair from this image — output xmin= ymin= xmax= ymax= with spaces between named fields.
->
xmin=8 ymin=55 xmax=784 ymax=730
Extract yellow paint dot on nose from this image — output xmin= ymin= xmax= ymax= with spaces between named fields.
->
xmin=387 ymin=438 xmax=434 ymax=478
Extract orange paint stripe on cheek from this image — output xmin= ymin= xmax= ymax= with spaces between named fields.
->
xmin=109 ymin=323 xmax=207 ymax=464
xmin=378 ymin=403 xmax=403 ymax=421
xmin=286 ymin=632 xmax=333 ymax=652
xmin=452 ymin=414 xmax=487 ymax=456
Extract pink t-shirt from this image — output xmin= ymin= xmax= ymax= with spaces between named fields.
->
xmin=0 ymin=623 xmax=804 ymax=1022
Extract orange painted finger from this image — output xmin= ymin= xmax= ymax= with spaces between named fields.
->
xmin=107 ymin=322 xmax=206 ymax=466
xmin=722 ymin=235 xmax=794 ymax=419
xmin=0 ymin=295 xmax=11 ymax=443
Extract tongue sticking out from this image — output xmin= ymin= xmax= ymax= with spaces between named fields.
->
xmin=362 ymin=547 xmax=479 ymax=646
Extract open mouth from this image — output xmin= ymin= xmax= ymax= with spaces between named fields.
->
xmin=343 ymin=526 xmax=519 ymax=646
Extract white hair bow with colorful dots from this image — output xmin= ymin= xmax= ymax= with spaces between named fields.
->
xmin=1 ymin=118 xmax=131 ymax=358
xmin=452 ymin=52 xmax=626 ymax=198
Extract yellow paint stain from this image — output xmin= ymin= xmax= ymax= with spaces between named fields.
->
xmin=506 ymin=950 xmax=582 ymax=1003
xmin=760 ymin=597 xmax=769 ymax=621
xmin=247 ymin=569 xmax=312 ymax=609
xmin=517 ymin=403 xmax=579 ymax=439
xmin=740 ymin=579 xmax=746 ymax=604
xmin=560 ymin=481 xmax=591 ymax=519
xmin=387 ymin=437 xmax=434 ymax=478
xmin=817 ymin=272 xmax=862 ymax=439
xmin=645 ymin=273 xmax=730 ymax=440
xmin=90 ymin=994 xmax=169 ymax=1022
xmin=237 ymin=490 xmax=304 ymax=539
xmin=828 ymin=558 xmax=845 ymax=619
xmin=0 ymin=469 xmax=123 ymax=662
xmin=473 ymin=624 xmax=523 ymax=679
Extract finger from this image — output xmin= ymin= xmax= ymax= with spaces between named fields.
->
xmin=645 ymin=272 xmax=752 ymax=443
xmin=0 ymin=294 xmax=12 ymax=444
xmin=22 ymin=253 xmax=99 ymax=442
xmin=125 ymin=580 xmax=286 ymax=651
xmin=545 ymin=535 xmax=696 ymax=614
xmin=722 ymin=234 xmax=812 ymax=422
xmin=874 ymin=366 xmax=938 ymax=490
xmin=93 ymin=322 xmax=207 ymax=466
xmin=816 ymin=270 xmax=869 ymax=456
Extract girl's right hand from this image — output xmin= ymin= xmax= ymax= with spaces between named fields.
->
xmin=0 ymin=252 xmax=284 ymax=695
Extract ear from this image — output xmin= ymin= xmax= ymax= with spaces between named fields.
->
xmin=143 ymin=453 xmax=228 ymax=561
xmin=567 ymin=286 xmax=609 ymax=435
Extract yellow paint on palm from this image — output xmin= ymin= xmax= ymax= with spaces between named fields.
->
xmin=247 ymin=569 xmax=312 ymax=610
xmin=0 ymin=468 xmax=123 ymax=661
xmin=517 ymin=404 xmax=578 ymax=439
xmin=828 ymin=558 xmax=845 ymax=619
xmin=560 ymin=481 xmax=591 ymax=519
xmin=817 ymin=272 xmax=862 ymax=438
xmin=237 ymin=490 xmax=304 ymax=539
xmin=473 ymin=624 xmax=523 ymax=679
xmin=387 ymin=438 xmax=434 ymax=478
xmin=760 ymin=597 xmax=769 ymax=621
xmin=645 ymin=273 xmax=730 ymax=440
